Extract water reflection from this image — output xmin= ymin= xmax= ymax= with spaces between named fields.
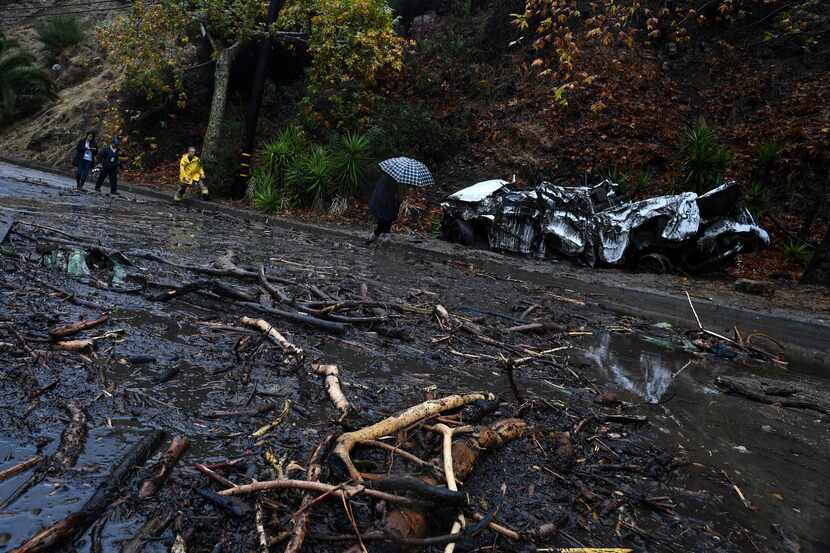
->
xmin=579 ymin=331 xmax=684 ymax=403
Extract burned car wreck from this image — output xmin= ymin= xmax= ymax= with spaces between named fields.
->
xmin=440 ymin=179 xmax=769 ymax=274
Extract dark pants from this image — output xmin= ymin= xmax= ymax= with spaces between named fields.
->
xmin=373 ymin=220 xmax=393 ymax=237
xmin=95 ymin=167 xmax=117 ymax=193
xmin=76 ymin=160 xmax=92 ymax=188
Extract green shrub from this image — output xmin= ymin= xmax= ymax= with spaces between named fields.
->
xmin=367 ymin=101 xmax=464 ymax=163
xmin=680 ymin=118 xmax=733 ymax=194
xmin=287 ymin=145 xmax=333 ymax=209
xmin=333 ymin=131 xmax=371 ymax=196
xmin=782 ymin=241 xmax=810 ymax=267
xmin=36 ymin=16 xmax=83 ymax=58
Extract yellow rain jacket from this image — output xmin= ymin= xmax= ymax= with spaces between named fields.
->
xmin=179 ymin=154 xmax=205 ymax=185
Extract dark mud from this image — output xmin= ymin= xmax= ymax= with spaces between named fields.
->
xmin=1 ymin=178 xmax=829 ymax=553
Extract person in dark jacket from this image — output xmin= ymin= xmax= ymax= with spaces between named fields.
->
xmin=95 ymin=137 xmax=121 ymax=195
xmin=73 ymin=131 xmax=97 ymax=190
xmin=367 ymin=172 xmax=405 ymax=243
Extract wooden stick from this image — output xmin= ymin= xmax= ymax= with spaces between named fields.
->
xmin=431 ymin=424 xmax=465 ymax=553
xmin=138 ymin=436 xmax=189 ymax=498
xmin=311 ymin=362 xmax=349 ymax=418
xmin=194 ymin=463 xmax=238 ymax=489
xmin=0 ymin=455 xmax=42 ymax=482
xmin=471 ymin=513 xmax=521 ymax=541
xmin=48 ymin=314 xmax=109 ymax=339
xmin=217 ymin=479 xmax=420 ymax=506
xmin=284 ymin=434 xmax=335 ymax=553
xmin=241 ymin=317 xmax=303 ymax=361
xmin=333 ymin=392 xmax=494 ymax=481
xmin=54 ymin=339 xmax=94 ymax=352
xmin=359 ymin=441 xmax=440 ymax=472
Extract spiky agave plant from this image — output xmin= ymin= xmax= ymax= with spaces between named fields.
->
xmin=259 ymin=125 xmax=306 ymax=188
xmin=333 ymin=131 xmax=371 ymax=197
xmin=287 ymin=145 xmax=333 ymax=210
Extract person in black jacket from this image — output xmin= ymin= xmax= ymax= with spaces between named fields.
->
xmin=95 ymin=137 xmax=121 ymax=195
xmin=73 ymin=131 xmax=97 ymax=190
xmin=367 ymin=172 xmax=405 ymax=243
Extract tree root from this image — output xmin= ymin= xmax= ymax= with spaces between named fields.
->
xmin=333 ymin=392 xmax=494 ymax=481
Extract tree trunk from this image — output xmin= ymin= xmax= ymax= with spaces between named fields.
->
xmin=801 ymin=222 xmax=830 ymax=286
xmin=201 ymin=41 xmax=242 ymax=167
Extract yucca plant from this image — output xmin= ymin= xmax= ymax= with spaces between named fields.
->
xmin=333 ymin=131 xmax=371 ymax=196
xmin=680 ymin=118 xmax=733 ymax=194
xmin=0 ymin=33 xmax=54 ymax=123
xmin=287 ymin=145 xmax=333 ymax=210
xmin=745 ymin=181 xmax=770 ymax=215
xmin=259 ymin=125 xmax=306 ymax=188
xmin=253 ymin=168 xmax=287 ymax=213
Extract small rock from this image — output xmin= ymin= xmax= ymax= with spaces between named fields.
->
xmin=51 ymin=63 xmax=63 ymax=73
xmin=762 ymin=425 xmax=774 ymax=433
xmin=734 ymin=278 xmax=775 ymax=296
xmin=732 ymin=445 xmax=750 ymax=454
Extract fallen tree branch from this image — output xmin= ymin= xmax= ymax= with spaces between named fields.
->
xmin=121 ymin=511 xmax=174 ymax=553
xmin=311 ymin=362 xmax=349 ymax=418
xmin=432 ymin=423 xmax=465 ymax=553
xmin=284 ymin=433 xmax=335 ymax=553
xmin=48 ymin=314 xmax=109 ymax=339
xmin=0 ymin=455 xmax=42 ymax=482
xmin=237 ymin=302 xmax=347 ymax=334
xmin=241 ymin=317 xmax=303 ymax=362
xmin=333 ymin=392 xmax=494 ymax=481
xmin=217 ymin=479 xmax=424 ymax=506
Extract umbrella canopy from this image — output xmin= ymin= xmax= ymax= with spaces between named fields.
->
xmin=378 ymin=157 xmax=434 ymax=187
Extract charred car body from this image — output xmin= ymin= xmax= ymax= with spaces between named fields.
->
xmin=440 ymin=180 xmax=769 ymax=274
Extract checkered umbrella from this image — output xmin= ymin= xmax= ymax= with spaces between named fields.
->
xmin=378 ymin=157 xmax=434 ymax=187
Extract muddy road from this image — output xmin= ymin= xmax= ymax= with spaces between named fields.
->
xmin=1 ymin=172 xmax=829 ymax=553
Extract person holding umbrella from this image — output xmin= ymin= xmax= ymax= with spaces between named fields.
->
xmin=367 ymin=157 xmax=433 ymax=243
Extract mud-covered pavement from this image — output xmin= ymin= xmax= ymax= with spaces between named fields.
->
xmin=1 ymin=173 xmax=829 ymax=553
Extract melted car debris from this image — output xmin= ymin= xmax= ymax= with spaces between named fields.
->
xmin=441 ymin=179 xmax=769 ymax=273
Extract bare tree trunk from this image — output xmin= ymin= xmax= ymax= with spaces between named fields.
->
xmin=201 ymin=40 xmax=242 ymax=167
xmin=801 ymin=223 xmax=830 ymax=286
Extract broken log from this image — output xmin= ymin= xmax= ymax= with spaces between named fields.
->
xmin=10 ymin=430 xmax=164 ymax=553
xmin=333 ymin=392 xmax=494 ymax=481
xmin=138 ymin=436 xmax=189 ymax=498
xmin=48 ymin=314 xmax=109 ymax=340
xmin=311 ymin=362 xmax=350 ymax=418
xmin=284 ymin=433 xmax=335 ymax=553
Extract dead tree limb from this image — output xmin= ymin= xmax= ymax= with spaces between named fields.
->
xmin=0 ymin=455 xmax=42 ymax=482
xmin=218 ymin=480 xmax=423 ymax=506
xmin=284 ymin=433 xmax=335 ymax=553
xmin=333 ymin=392 xmax=494 ymax=481
xmin=237 ymin=302 xmax=347 ymax=334
xmin=10 ymin=430 xmax=164 ymax=553
xmin=48 ymin=315 xmax=109 ymax=340
xmin=138 ymin=436 xmax=189 ymax=498
xmin=121 ymin=511 xmax=174 ymax=553
xmin=311 ymin=362 xmax=349 ymax=418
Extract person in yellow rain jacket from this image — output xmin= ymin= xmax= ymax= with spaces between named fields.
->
xmin=175 ymin=146 xmax=208 ymax=202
